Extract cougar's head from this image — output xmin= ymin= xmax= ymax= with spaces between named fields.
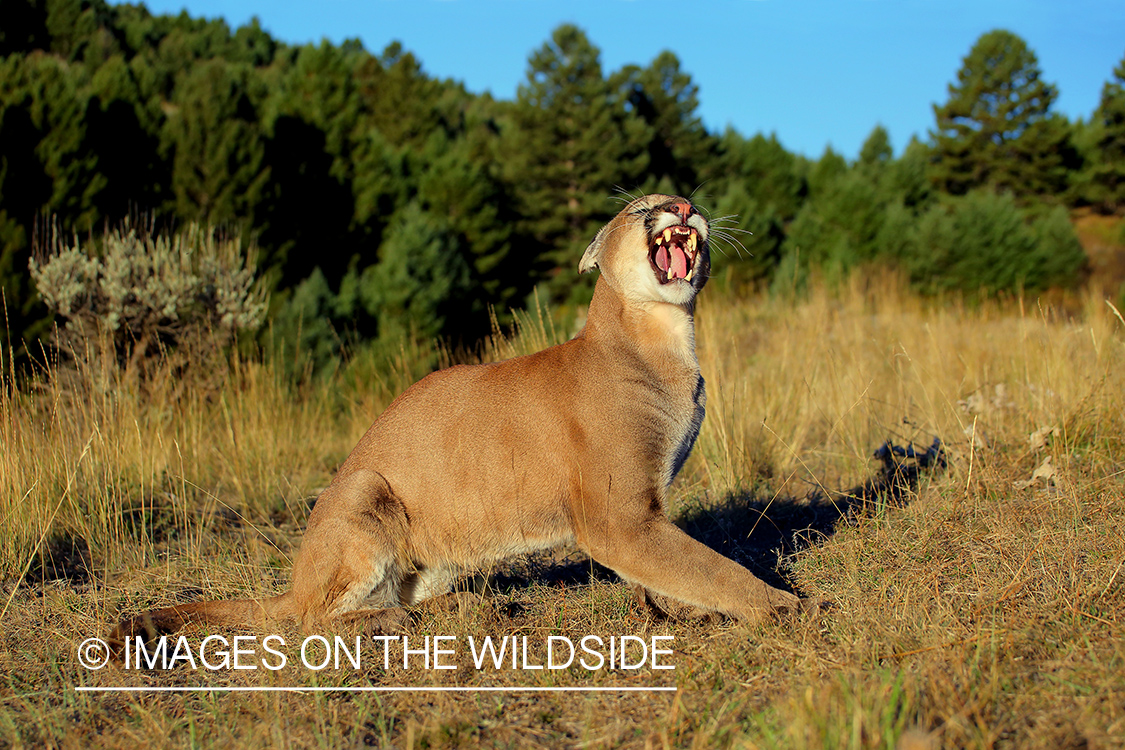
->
xmin=579 ymin=194 xmax=710 ymax=307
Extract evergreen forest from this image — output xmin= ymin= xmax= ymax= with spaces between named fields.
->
xmin=3 ymin=0 xmax=1125 ymax=367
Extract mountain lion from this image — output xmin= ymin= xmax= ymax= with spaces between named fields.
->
xmin=110 ymin=193 xmax=803 ymax=648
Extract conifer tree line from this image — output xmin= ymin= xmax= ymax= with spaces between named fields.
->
xmin=2 ymin=2 xmax=1124 ymax=362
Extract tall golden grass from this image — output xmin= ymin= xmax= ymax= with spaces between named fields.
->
xmin=1 ymin=273 xmax=1122 ymax=748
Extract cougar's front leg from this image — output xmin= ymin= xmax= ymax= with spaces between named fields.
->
xmin=577 ymin=492 xmax=799 ymax=623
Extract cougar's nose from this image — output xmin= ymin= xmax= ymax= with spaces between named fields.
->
xmin=670 ymin=202 xmax=695 ymax=222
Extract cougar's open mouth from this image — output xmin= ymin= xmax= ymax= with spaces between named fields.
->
xmin=650 ymin=225 xmax=699 ymax=284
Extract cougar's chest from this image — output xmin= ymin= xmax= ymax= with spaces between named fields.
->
xmin=623 ymin=361 xmax=706 ymax=489
xmin=664 ymin=372 xmax=706 ymax=486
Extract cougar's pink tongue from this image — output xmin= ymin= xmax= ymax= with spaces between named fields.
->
xmin=655 ymin=241 xmax=690 ymax=280
xmin=670 ymin=245 xmax=688 ymax=279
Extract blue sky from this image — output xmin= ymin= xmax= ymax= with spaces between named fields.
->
xmin=132 ymin=0 xmax=1125 ymax=159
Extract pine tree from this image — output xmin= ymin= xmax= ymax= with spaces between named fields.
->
xmin=85 ymin=54 xmax=168 ymax=221
xmin=905 ymin=191 xmax=1085 ymax=294
xmin=504 ymin=25 xmax=650 ymax=304
xmin=42 ymin=0 xmax=107 ymax=62
xmin=0 ymin=53 xmax=102 ymax=230
xmin=806 ymin=146 xmax=848 ymax=199
xmin=273 ymin=41 xmax=362 ymax=183
xmin=858 ymin=125 xmax=893 ymax=173
xmin=717 ymin=130 xmax=806 ymax=222
xmin=783 ymin=169 xmax=887 ymax=274
xmin=349 ymin=127 xmax=408 ymax=250
xmin=930 ymin=30 xmax=1076 ymax=200
xmin=0 ymin=52 xmax=103 ymax=357
xmin=611 ymin=51 xmax=717 ymax=195
xmin=0 ymin=78 xmax=54 ymax=356
xmin=166 ymin=59 xmax=270 ymax=228
xmin=416 ymin=135 xmax=525 ymax=322
xmin=355 ymin=42 xmax=465 ymax=152
xmin=1086 ymin=52 xmax=1125 ymax=211
xmin=354 ymin=201 xmax=474 ymax=345
xmin=710 ymin=181 xmax=783 ymax=282
xmin=884 ymin=137 xmax=935 ymax=211
xmin=0 ymin=43 xmax=107 ymax=355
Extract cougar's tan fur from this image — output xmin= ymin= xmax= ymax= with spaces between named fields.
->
xmin=110 ymin=194 xmax=800 ymax=646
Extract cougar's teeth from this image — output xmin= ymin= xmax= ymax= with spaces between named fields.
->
xmin=688 ymin=234 xmax=697 ymax=250
xmin=685 ymin=268 xmax=693 ymax=282
xmin=655 ymin=234 xmax=663 ymax=245
xmin=663 ymin=228 xmax=672 ymax=242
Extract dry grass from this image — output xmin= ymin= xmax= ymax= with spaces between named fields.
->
xmin=1 ymin=274 xmax=1123 ymax=749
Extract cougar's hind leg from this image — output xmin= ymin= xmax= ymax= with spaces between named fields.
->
xmin=289 ymin=469 xmax=411 ymax=629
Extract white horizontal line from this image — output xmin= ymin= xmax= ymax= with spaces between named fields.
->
xmin=76 ymin=686 xmax=676 ymax=693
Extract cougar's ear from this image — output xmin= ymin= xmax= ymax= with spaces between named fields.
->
xmin=578 ymin=225 xmax=607 ymax=274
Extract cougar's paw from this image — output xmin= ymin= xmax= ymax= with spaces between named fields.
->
xmin=335 ymin=606 xmax=409 ymax=637
xmin=632 ymin=585 xmax=721 ymax=623
xmin=767 ymin=588 xmax=803 ymax=621
xmin=372 ymin=606 xmax=409 ymax=634
xmin=798 ymin=597 xmax=832 ymax=616
xmin=766 ymin=593 xmax=832 ymax=624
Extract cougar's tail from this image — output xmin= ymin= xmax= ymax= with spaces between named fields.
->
xmin=107 ymin=592 xmax=298 ymax=656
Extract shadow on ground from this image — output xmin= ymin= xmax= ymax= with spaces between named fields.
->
xmin=479 ymin=438 xmax=946 ymax=602
xmin=24 ymin=534 xmax=93 ymax=586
